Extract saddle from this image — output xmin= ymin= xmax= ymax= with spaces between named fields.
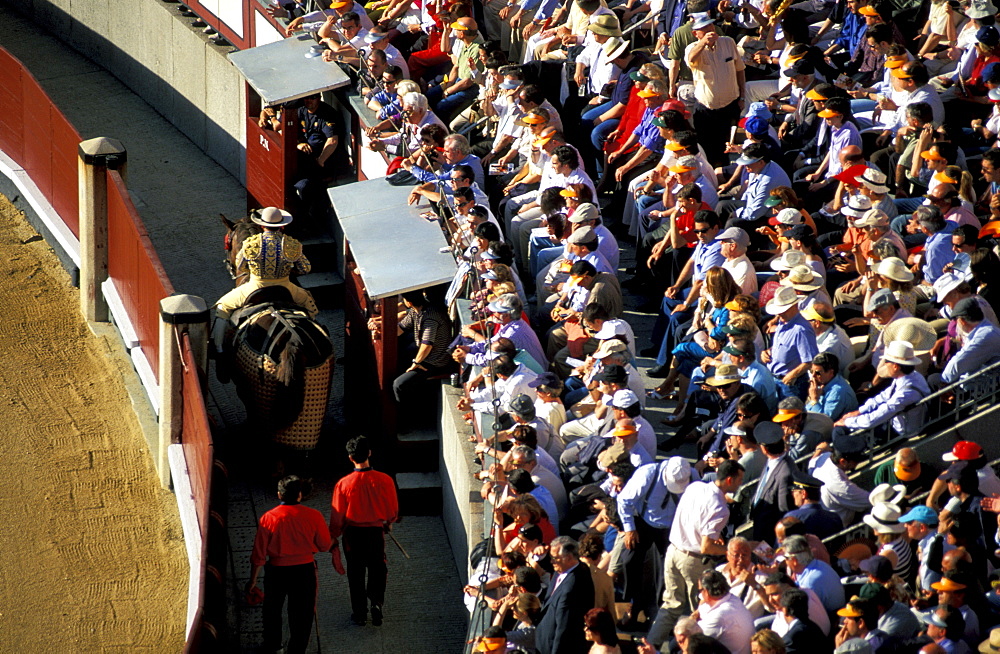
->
xmin=230 ymin=286 xmax=307 ymax=328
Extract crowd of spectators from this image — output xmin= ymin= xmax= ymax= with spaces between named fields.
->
xmin=268 ymin=0 xmax=1000 ymax=651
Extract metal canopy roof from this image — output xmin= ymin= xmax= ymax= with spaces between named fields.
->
xmin=228 ymin=34 xmax=352 ymax=106
xmin=329 ymin=180 xmax=457 ymax=300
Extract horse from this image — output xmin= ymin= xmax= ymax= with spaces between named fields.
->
xmin=217 ymin=213 xmax=335 ymax=450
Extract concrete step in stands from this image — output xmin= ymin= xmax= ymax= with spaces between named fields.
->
xmin=397 ymin=471 xmax=442 ymax=516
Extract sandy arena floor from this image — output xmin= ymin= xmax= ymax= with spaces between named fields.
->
xmin=0 ymin=195 xmax=188 ymax=651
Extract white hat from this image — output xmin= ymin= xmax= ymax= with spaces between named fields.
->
xmin=869 ymin=483 xmax=906 ymax=506
xmin=775 ymin=208 xmax=804 ymax=225
xmin=663 ymin=457 xmax=692 ymax=494
xmin=863 ymin=502 xmax=905 ymax=534
xmin=765 ymin=285 xmax=800 ymax=315
xmin=882 ymin=340 xmax=922 ymax=366
xmin=876 ymin=257 xmax=914 ymax=283
xmin=859 ymin=168 xmax=890 ymax=194
xmin=603 ymin=37 xmax=630 ymax=60
xmin=252 ymin=206 xmax=294 ymax=227
xmin=770 ymin=249 xmax=806 ymax=272
xmin=968 ymin=0 xmax=999 ymax=19
xmin=841 ymin=195 xmax=873 ymax=218
xmin=611 ymin=389 xmax=640 ymax=409
xmin=854 ymin=208 xmax=890 ymax=229
xmin=933 ymin=272 xmax=965 ymax=303
xmin=690 ymin=12 xmax=715 ymax=29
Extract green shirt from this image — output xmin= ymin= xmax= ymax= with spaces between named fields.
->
xmin=457 ymin=40 xmax=484 ymax=82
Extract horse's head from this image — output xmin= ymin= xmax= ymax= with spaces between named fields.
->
xmin=221 ymin=212 xmax=263 ymax=286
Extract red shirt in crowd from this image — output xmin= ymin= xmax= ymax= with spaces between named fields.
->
xmin=250 ymin=503 xmax=333 ymax=567
xmin=329 ymin=468 xmax=399 ymax=540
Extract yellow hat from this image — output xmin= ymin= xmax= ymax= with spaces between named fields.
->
xmin=331 ymin=0 xmax=352 ymax=7
xmin=451 ymin=20 xmax=473 ymax=30
xmin=668 ymin=163 xmax=697 ymax=173
xmin=476 ymin=637 xmax=507 ymax=652
xmin=884 ymin=56 xmax=907 ymax=69
xmin=665 ymin=141 xmax=686 ymax=151
xmin=559 ymin=187 xmax=578 ymax=198
xmin=890 ymin=66 xmax=913 ymax=79
xmin=931 ymin=578 xmax=968 ymax=592
xmin=801 ymin=304 xmax=834 ymax=323
xmin=805 ymin=88 xmax=829 ymax=101
xmin=920 ymin=149 xmax=947 ymax=161
xmin=818 ymin=108 xmax=842 ymax=118
xmin=519 ymin=112 xmax=547 ymax=125
xmin=772 ymin=408 xmax=803 ymax=423
xmin=637 ymin=87 xmax=661 ymax=98
xmin=612 ymin=424 xmax=638 ymax=437
xmin=533 ymin=126 xmax=558 ymax=147
xmin=894 ymin=459 xmax=921 ymax=482
xmin=837 ymin=604 xmax=865 ymax=618
xmin=859 ymin=5 xmax=880 ymax=16
xmin=933 ymin=171 xmax=958 ymax=184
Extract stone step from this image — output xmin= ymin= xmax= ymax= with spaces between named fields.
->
xmin=397 ymin=471 xmax=442 ymax=516
xmin=397 ymin=426 xmax=440 ymax=443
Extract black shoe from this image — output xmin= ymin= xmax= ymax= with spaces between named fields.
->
xmin=351 ymin=613 xmax=367 ymax=626
xmin=639 ymin=346 xmax=659 ymax=358
xmin=636 ymin=300 xmax=662 ymax=314
xmin=371 ymin=605 xmax=383 ymax=626
xmin=646 ymin=364 xmax=670 ymax=378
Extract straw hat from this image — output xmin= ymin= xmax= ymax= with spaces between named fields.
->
xmin=770 ymin=249 xmax=807 ymax=272
xmin=765 ymin=286 xmax=801 ymax=315
xmin=876 ymin=257 xmax=914 ymax=282
xmin=781 ymin=265 xmax=823 ymax=291
xmin=869 ymin=483 xmax=906 ymax=506
xmin=880 ymin=317 xmax=937 ymax=353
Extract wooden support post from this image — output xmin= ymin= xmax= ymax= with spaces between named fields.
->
xmin=77 ymin=137 xmax=127 ymax=323
xmin=158 ymin=295 xmax=210 ymax=489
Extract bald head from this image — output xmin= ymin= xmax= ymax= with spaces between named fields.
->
xmin=896 ymin=447 xmax=917 ymax=466
xmin=838 ymin=145 xmax=863 ymax=168
xmin=942 ymin=547 xmax=971 ymax=572
xmin=455 ymin=17 xmax=478 ymax=34
xmin=927 ymin=183 xmax=959 ymax=207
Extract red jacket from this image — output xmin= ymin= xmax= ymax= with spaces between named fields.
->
xmin=329 ymin=468 xmax=399 ymax=540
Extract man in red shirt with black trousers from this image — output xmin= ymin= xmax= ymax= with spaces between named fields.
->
xmin=330 ymin=436 xmax=399 ymax=626
xmin=246 ymin=475 xmax=332 ymax=654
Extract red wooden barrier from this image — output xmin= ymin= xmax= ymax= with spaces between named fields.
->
xmin=106 ymin=169 xmax=175 ymax=380
xmin=181 ymin=333 xmax=213 ymax=536
xmin=0 ymin=47 xmax=81 ymax=237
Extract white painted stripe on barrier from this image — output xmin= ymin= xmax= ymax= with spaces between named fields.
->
xmin=102 ymin=278 xmax=160 ymax=414
xmin=0 ymin=148 xmax=81 ymax=266
xmin=168 ymin=443 xmax=203 ymax=642
xmin=130 ymin=345 xmax=161 ymax=416
xmin=101 ymin=278 xmax=140 ymax=348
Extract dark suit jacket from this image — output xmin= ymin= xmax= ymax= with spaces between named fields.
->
xmin=749 ymin=454 xmax=796 ymax=543
xmin=535 ymin=562 xmax=595 ymax=654
xmin=783 ymin=618 xmax=831 ymax=654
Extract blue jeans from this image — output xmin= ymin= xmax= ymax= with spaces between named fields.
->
xmin=775 ymin=374 xmax=808 ymax=402
xmin=582 ymin=101 xmax=618 ymax=172
xmin=563 ymin=376 xmax=589 ymax=407
xmin=652 ymin=290 xmax=694 ymax=366
xmin=530 ymin=238 xmax=563 ymax=278
xmin=426 ymin=85 xmax=478 ymax=122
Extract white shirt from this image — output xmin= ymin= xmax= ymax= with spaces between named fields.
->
xmin=698 ymin=593 xmax=756 ymax=654
xmin=469 ymin=362 xmax=539 ymax=413
xmin=717 ymin=564 xmax=769 ymax=619
xmin=723 ymin=254 xmax=758 ymax=296
xmin=669 ymin=481 xmax=730 ymax=553
xmin=808 ymin=452 xmax=872 ymax=526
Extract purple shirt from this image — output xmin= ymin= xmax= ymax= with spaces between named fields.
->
xmin=636 ymin=108 xmax=666 ymax=154
xmin=692 ymin=239 xmax=725 ymax=282
xmin=769 ymin=312 xmax=819 ymax=377
xmin=826 ymin=122 xmax=862 ymax=177
xmin=466 ymin=318 xmax=548 ymax=368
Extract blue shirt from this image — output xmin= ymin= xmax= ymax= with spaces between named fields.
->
xmin=412 ymin=153 xmax=486 ymax=191
xmin=617 ymin=461 xmax=685 ymax=532
xmin=923 ymin=224 xmax=956 ymax=284
xmin=833 ymin=10 xmax=867 ymax=57
xmin=845 ymin=370 xmax=931 ymax=436
xmin=466 ymin=318 xmax=548 ymax=368
xmin=942 ymin=322 xmax=1000 ymax=383
xmin=692 ymin=239 xmax=725 ymax=283
xmin=796 ymin=558 xmax=846 ymax=613
xmin=740 ymin=360 xmax=778 ymax=412
xmin=769 ymin=313 xmax=819 ymax=378
xmin=805 ymin=374 xmax=858 ymax=421
xmin=636 ymin=108 xmax=666 ymax=154
xmin=737 ymin=161 xmax=791 ymax=221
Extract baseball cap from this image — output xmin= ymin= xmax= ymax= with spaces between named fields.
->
xmin=568 ymin=202 xmax=599 ymax=223
xmin=943 ymin=440 xmax=984 ymax=462
xmin=509 ymin=393 xmax=535 ymax=418
xmin=771 ymin=207 xmax=803 ymax=226
xmin=753 ymin=421 xmax=783 ymax=445
xmin=951 ymin=296 xmax=984 ymax=321
xmin=487 ymin=293 xmax=520 ymax=314
xmin=744 ymin=116 xmax=769 ymax=136
xmin=979 ymin=25 xmax=1000 ymax=47
xmin=528 ymin=371 xmax=560 ymax=388
xmin=596 ymin=364 xmax=629 ymax=384
xmin=717 ymin=226 xmax=750 ymax=248
xmin=611 ymin=389 xmax=640 ymax=409
xmin=784 ymin=58 xmax=815 ymax=77
xmin=865 ymin=288 xmax=897 ymax=312
xmin=859 ymin=555 xmax=893 ymax=580
xmin=899 ymin=505 xmax=939 ymax=526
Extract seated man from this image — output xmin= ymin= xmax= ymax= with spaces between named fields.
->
xmin=719 ymin=142 xmax=791 ymax=232
xmin=836 ymin=340 xmax=931 ymax=438
xmin=214 ymin=207 xmax=317 ymax=351
xmin=939 ymin=297 xmax=1000 ymax=384
xmin=292 ymin=94 xmax=346 ymax=221
xmin=805 ymin=353 xmax=859 ymax=422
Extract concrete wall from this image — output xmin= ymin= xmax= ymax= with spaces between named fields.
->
xmin=440 ymin=384 xmax=485 ymax=579
xmin=7 ymin=0 xmax=246 ymax=183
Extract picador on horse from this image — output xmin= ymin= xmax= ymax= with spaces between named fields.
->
xmin=214 ymin=207 xmax=334 ymax=451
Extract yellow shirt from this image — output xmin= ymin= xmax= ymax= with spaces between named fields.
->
xmin=684 ymin=35 xmax=745 ymax=110
xmin=237 ymin=231 xmax=311 ymax=280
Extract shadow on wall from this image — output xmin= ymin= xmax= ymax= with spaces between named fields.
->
xmin=4 ymin=0 xmax=247 ymax=184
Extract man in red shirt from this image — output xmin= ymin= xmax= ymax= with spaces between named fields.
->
xmin=246 ymin=476 xmax=332 ymax=654
xmin=330 ymin=436 xmax=399 ymax=626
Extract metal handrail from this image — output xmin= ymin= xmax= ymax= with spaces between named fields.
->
xmin=736 ymin=358 xmax=1000 ymax=527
